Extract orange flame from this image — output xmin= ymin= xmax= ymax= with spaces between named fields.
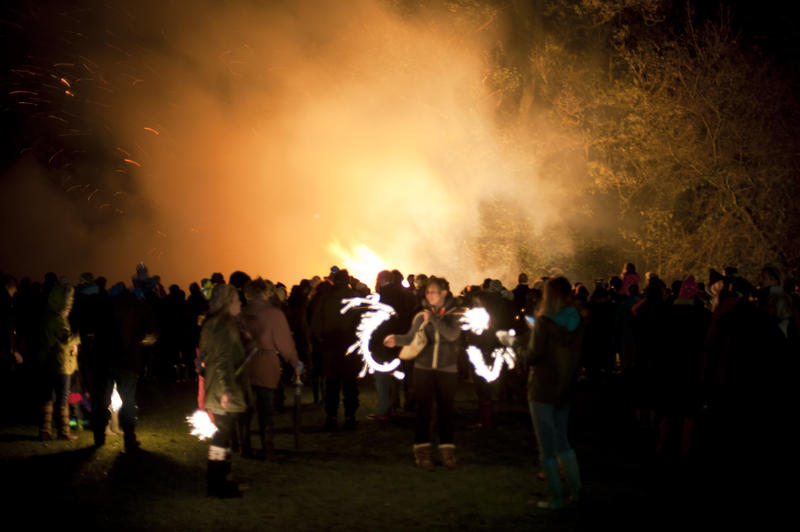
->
xmin=327 ymin=240 xmax=386 ymax=288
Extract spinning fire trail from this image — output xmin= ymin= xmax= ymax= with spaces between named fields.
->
xmin=340 ymin=296 xmax=516 ymax=383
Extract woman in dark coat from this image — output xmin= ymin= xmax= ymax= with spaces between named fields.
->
xmin=200 ymin=283 xmax=249 ymax=497
xmin=525 ymin=277 xmax=584 ymax=509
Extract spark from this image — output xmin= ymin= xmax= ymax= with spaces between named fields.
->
xmin=48 ymin=149 xmax=64 ymax=165
xmin=187 ymin=410 xmax=218 ymax=440
xmin=87 ymin=189 xmax=99 ymax=201
xmin=59 ymin=77 xmax=71 ymax=88
xmin=123 ymin=158 xmax=141 ymax=167
xmin=110 ymin=385 xmax=122 ymax=413
xmin=65 ymin=90 xmax=74 ymax=97
xmin=121 ymin=73 xmax=144 ymax=85
xmin=8 ymin=90 xmax=38 ymax=95
xmin=340 ymin=294 xmax=404 ymax=380
xmin=465 ymin=345 xmax=516 ymax=383
xmin=460 ymin=307 xmax=490 ymax=335
xmin=143 ymin=127 xmax=160 ymax=135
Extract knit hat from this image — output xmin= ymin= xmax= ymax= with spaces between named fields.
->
xmin=678 ymin=275 xmax=698 ymax=300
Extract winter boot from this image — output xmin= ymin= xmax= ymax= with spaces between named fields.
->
xmin=57 ymin=404 xmax=78 ymax=441
xmin=207 ymin=459 xmax=223 ymax=497
xmin=558 ymin=449 xmax=582 ymax=504
xmin=123 ymin=431 xmax=140 ymax=452
xmin=207 ymin=446 xmax=241 ymax=497
xmin=538 ymin=457 xmax=565 ymax=509
xmin=413 ymin=443 xmax=435 ymax=472
xmin=439 ymin=444 xmax=457 ymax=470
xmin=40 ymin=401 xmax=54 ymax=441
xmin=208 ymin=461 xmax=236 ymax=496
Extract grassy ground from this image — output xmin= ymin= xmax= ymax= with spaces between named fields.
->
xmin=0 ymin=376 xmax=654 ymax=531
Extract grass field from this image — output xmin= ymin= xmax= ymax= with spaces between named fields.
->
xmin=1 ymin=377 xmax=652 ymax=531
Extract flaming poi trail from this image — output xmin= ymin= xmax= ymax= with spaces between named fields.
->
xmin=340 ymin=294 xmax=405 ymax=380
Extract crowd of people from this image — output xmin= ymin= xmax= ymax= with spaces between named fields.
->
xmin=1 ymin=260 xmax=797 ymax=506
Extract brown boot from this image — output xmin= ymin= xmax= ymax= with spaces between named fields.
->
xmin=40 ymin=401 xmax=54 ymax=441
xmin=58 ymin=405 xmax=78 ymax=441
xmin=439 ymin=444 xmax=457 ymax=470
xmin=413 ymin=443 xmax=435 ymax=471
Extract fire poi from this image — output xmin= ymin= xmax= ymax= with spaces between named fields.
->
xmin=460 ymin=307 xmax=490 ymax=335
xmin=340 ymin=295 xmax=405 ymax=380
xmin=341 ymin=296 xmax=516 ymax=383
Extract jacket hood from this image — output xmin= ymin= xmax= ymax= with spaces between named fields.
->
xmin=47 ymin=284 xmax=73 ymax=314
xmin=548 ymin=306 xmax=580 ymax=332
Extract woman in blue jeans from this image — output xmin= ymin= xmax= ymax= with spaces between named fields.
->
xmin=525 ymin=276 xmax=584 ymax=509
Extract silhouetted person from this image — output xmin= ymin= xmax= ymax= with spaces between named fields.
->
xmin=310 ymin=269 xmax=360 ymax=430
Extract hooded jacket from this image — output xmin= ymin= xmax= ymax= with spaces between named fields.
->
xmin=200 ymin=313 xmax=248 ymax=414
xmin=37 ymin=284 xmax=79 ymax=375
xmin=526 ymin=306 xmax=584 ymax=405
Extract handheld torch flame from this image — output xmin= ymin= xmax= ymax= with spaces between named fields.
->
xmin=110 ymin=385 xmax=122 ymax=413
xmin=466 ymin=345 xmax=516 ymax=383
xmin=460 ymin=307 xmax=490 ymax=335
xmin=187 ymin=410 xmax=218 ymax=440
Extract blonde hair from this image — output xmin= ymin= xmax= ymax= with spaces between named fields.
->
xmin=536 ymin=276 xmax=573 ymax=318
xmin=243 ymin=278 xmax=269 ymax=301
xmin=208 ymin=283 xmax=238 ymax=316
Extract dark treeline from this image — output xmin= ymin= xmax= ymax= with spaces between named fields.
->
xmin=442 ymin=0 xmax=800 ymax=280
